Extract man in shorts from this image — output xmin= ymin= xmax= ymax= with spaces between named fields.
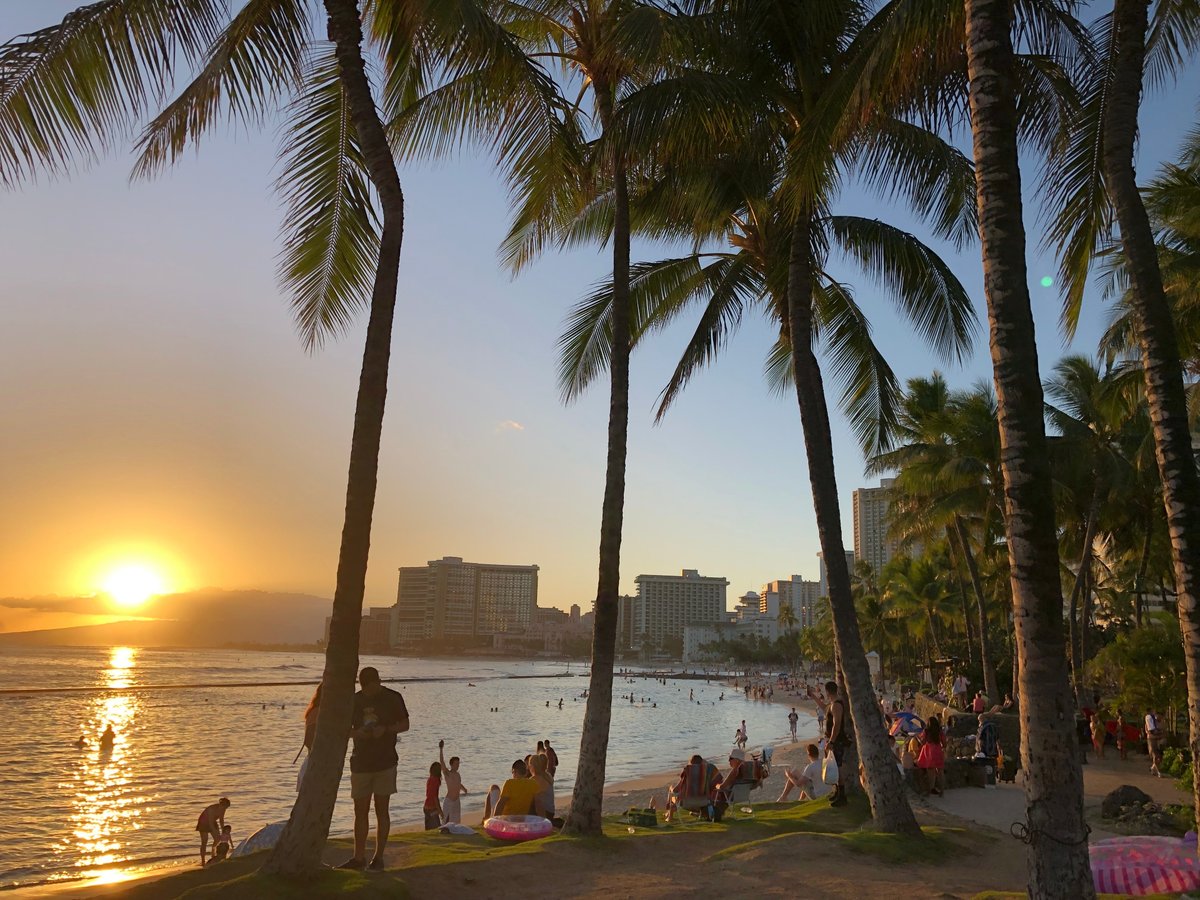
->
xmin=340 ymin=667 xmax=409 ymax=870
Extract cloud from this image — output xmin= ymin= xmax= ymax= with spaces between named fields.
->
xmin=496 ymin=420 xmax=525 ymax=433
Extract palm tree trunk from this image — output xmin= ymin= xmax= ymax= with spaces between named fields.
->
xmin=1103 ymin=0 xmax=1200 ymax=851
xmin=563 ymin=82 xmax=630 ymax=837
xmin=1135 ymin=518 xmax=1152 ymax=627
xmin=1069 ymin=482 xmax=1102 ymax=707
xmin=962 ymin=0 xmax=1092 ymax=892
xmin=954 ymin=514 xmax=1000 ymax=702
xmin=785 ymin=218 xmax=919 ymax=835
xmin=261 ymin=0 xmax=406 ymax=876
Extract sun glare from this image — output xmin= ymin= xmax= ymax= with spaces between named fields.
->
xmin=100 ymin=565 xmax=167 ymax=609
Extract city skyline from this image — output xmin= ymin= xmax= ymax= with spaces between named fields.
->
xmin=3 ymin=3 xmax=1198 ymax=628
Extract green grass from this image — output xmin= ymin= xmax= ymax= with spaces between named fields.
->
xmin=119 ymin=795 xmax=944 ymax=898
xmin=177 ymin=869 xmax=410 ymax=899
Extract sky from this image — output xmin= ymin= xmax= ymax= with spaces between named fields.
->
xmin=2 ymin=1 xmax=1199 ymax=625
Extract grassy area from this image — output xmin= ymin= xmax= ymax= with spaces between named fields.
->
xmin=117 ymin=796 xmax=971 ymax=899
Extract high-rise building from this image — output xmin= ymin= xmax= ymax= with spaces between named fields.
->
xmin=393 ymin=556 xmax=538 ymax=646
xmin=853 ymin=477 xmax=902 ymax=574
xmin=818 ymin=551 xmax=855 ymax=599
xmin=630 ymin=569 xmax=729 ymax=650
xmin=761 ymin=576 xmax=821 ymax=629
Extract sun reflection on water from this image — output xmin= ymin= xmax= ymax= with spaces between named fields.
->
xmin=59 ymin=647 xmax=145 ymax=878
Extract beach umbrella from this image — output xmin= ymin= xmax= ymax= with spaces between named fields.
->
xmin=231 ymin=822 xmax=287 ymax=858
xmin=1089 ymin=836 xmax=1200 ymax=895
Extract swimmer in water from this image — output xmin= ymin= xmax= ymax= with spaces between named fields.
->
xmin=99 ymin=725 xmax=115 ymax=750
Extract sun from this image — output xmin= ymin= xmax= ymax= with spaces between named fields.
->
xmin=100 ymin=564 xmax=167 ymax=609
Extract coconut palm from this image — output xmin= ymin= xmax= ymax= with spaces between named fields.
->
xmin=478 ymin=0 xmax=677 ymax=836
xmin=960 ymin=0 xmax=1094 ymax=891
xmin=1045 ymin=0 xmax=1200 ymax=850
xmin=0 ymin=0 xmax=557 ymax=873
xmin=559 ymin=0 xmax=994 ymax=835
xmin=777 ymin=599 xmax=798 ymax=634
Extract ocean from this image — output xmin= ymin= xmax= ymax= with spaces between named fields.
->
xmin=0 ymin=646 xmax=810 ymax=890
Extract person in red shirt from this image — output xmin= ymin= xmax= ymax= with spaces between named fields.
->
xmin=423 ymin=762 xmax=443 ymax=830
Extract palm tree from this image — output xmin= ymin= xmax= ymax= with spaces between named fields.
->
xmin=486 ymin=0 xmax=675 ymax=836
xmin=0 ymin=0 xmax=555 ymax=873
xmin=870 ymin=375 xmax=1003 ymax=702
xmin=561 ymin=0 xmax=992 ymax=835
xmin=777 ymin=599 xmax=798 ymax=634
xmin=1046 ymin=0 xmax=1200 ymax=847
xmin=961 ymin=0 xmax=1093 ymax=892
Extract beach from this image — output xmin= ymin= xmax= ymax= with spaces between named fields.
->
xmin=0 ymin=647 xmax=814 ymax=892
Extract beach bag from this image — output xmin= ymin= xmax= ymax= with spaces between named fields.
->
xmin=821 ymin=749 xmax=839 ymax=786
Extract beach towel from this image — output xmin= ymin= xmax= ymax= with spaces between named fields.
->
xmin=1090 ymin=836 xmax=1200 ymax=895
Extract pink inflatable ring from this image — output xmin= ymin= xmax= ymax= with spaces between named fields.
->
xmin=483 ymin=815 xmax=554 ymax=842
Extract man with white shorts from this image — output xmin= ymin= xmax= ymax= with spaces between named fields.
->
xmin=339 ymin=667 xmax=409 ymax=870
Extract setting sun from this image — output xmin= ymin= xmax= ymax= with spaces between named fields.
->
xmin=100 ymin=565 xmax=167 ymax=609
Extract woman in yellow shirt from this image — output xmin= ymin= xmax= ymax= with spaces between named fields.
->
xmin=494 ymin=759 xmax=539 ymax=816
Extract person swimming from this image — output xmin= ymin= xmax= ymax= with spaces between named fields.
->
xmin=99 ymin=725 xmax=115 ymax=751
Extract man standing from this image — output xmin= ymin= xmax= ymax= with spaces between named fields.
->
xmin=952 ymin=673 xmax=969 ymax=710
xmin=788 ymin=708 xmax=800 ymax=742
xmin=824 ymin=680 xmax=849 ymax=807
xmin=340 ymin=667 xmax=409 ymax=870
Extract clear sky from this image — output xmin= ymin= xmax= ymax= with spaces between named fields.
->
xmin=2 ymin=1 xmax=1198 ymax=619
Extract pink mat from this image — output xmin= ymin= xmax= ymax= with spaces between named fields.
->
xmin=1090 ymin=836 xmax=1200 ymax=895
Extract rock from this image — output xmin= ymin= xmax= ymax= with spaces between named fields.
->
xmin=1102 ymin=785 xmax=1154 ymax=819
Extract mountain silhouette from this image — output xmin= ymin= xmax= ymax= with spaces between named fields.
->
xmin=0 ymin=589 xmax=336 ymax=647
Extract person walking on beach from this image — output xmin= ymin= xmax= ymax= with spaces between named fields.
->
xmin=438 ymin=740 xmax=468 ymax=824
xmin=788 ymin=708 xmax=799 ymax=742
xmin=194 ymin=797 xmax=230 ymax=865
xmin=340 ymin=667 xmax=409 ymax=870
xmin=1145 ymin=709 xmax=1165 ymax=777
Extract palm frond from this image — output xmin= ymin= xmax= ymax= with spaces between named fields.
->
xmin=814 ymin=277 xmax=903 ymax=456
xmin=275 ymin=43 xmax=381 ymax=351
xmin=557 ymin=252 xmax=757 ymax=403
xmin=133 ymin=0 xmax=311 ymax=178
xmin=852 ymin=116 xmax=976 ymax=249
xmin=1145 ymin=0 xmax=1200 ymax=87
xmin=0 ymin=0 xmax=223 ymax=185
xmin=1040 ymin=12 xmax=1115 ymax=338
xmin=827 ymin=214 xmax=977 ymax=363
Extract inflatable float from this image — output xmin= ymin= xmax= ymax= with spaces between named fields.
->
xmin=483 ymin=815 xmax=554 ymax=842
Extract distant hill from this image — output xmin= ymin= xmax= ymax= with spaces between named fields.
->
xmin=0 ymin=590 xmax=334 ymax=647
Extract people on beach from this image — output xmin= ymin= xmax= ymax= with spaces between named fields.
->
xmin=530 ymin=753 xmax=555 ymax=819
xmin=734 ymin=720 xmax=748 ymax=750
xmin=423 ymin=762 xmax=444 ymax=830
xmin=1090 ymin=712 xmax=1106 ymax=759
xmin=821 ymin=681 xmax=849 ymax=807
xmin=195 ymin=797 xmax=230 ymax=865
xmin=777 ymin=744 xmax=830 ymax=802
xmin=666 ymin=754 xmax=724 ymax=822
xmin=952 ymin=674 xmax=969 ymax=710
xmin=1145 ymin=709 xmax=1164 ymax=777
xmin=438 ymin=740 xmax=468 ymax=824
xmin=972 ymin=691 xmax=987 ymax=714
xmin=916 ymin=715 xmax=946 ymax=795
xmin=483 ymin=783 xmax=502 ymax=820
xmin=340 ymin=666 xmax=410 ymax=871
xmin=495 ymin=759 xmax=539 ymax=815
xmin=207 ymin=824 xmax=233 ymax=864
xmin=788 ymin=708 xmax=799 ymax=742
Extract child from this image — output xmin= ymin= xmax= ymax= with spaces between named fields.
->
xmin=424 ymin=762 xmax=443 ymax=830
xmin=483 ymin=784 xmax=501 ymax=821
xmin=210 ymin=825 xmax=233 ymax=863
xmin=438 ymin=740 xmax=469 ymax=824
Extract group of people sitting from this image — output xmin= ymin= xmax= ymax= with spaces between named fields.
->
xmin=481 ymin=740 xmax=561 ymax=825
xmin=659 ymin=747 xmax=769 ymax=823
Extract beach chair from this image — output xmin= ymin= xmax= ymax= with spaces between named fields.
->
xmin=676 ymin=761 xmax=723 ymax=821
